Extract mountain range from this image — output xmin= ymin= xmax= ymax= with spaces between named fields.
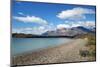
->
xmin=42 ymin=26 xmax=95 ymax=36
xmin=12 ymin=26 xmax=95 ymax=38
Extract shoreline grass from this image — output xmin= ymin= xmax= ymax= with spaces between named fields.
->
xmin=78 ymin=33 xmax=96 ymax=61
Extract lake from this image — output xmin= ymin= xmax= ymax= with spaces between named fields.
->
xmin=11 ymin=38 xmax=72 ymax=56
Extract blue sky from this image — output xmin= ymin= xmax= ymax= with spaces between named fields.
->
xmin=12 ymin=1 xmax=96 ymax=34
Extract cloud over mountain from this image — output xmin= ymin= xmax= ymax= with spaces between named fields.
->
xmin=64 ymin=21 xmax=95 ymax=27
xmin=57 ymin=24 xmax=70 ymax=29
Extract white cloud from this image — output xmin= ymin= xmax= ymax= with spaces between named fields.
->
xmin=57 ymin=7 xmax=95 ymax=20
xmin=38 ymin=26 xmax=45 ymax=30
xmin=77 ymin=21 xmax=95 ymax=27
xmin=38 ymin=26 xmax=48 ymax=34
xmin=12 ymin=28 xmax=34 ymax=34
xmin=74 ymin=21 xmax=95 ymax=27
xmin=12 ymin=28 xmax=21 ymax=33
xmin=71 ymin=24 xmax=81 ymax=27
xmin=84 ymin=21 xmax=95 ymax=27
xmin=57 ymin=24 xmax=70 ymax=29
xmin=12 ymin=26 xmax=48 ymax=35
xmin=18 ymin=12 xmax=24 ymax=15
xmin=12 ymin=22 xmax=56 ymax=35
xmin=64 ymin=21 xmax=95 ymax=28
xmin=65 ymin=21 xmax=95 ymax=28
xmin=12 ymin=21 xmax=95 ymax=34
xmin=13 ymin=16 xmax=48 ymax=25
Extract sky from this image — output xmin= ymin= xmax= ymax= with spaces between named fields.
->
xmin=12 ymin=0 xmax=96 ymax=35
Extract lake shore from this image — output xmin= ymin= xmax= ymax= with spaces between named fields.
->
xmin=12 ymin=39 xmax=89 ymax=66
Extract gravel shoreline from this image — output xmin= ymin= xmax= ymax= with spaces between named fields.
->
xmin=12 ymin=39 xmax=88 ymax=66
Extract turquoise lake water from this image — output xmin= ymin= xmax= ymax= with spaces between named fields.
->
xmin=11 ymin=38 xmax=72 ymax=56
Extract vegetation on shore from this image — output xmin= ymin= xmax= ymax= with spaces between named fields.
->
xmin=78 ymin=33 xmax=96 ymax=61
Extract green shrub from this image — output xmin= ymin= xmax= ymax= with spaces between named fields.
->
xmin=79 ymin=50 xmax=89 ymax=57
xmin=79 ymin=50 xmax=96 ymax=57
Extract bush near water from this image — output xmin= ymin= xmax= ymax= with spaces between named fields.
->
xmin=78 ymin=33 xmax=96 ymax=60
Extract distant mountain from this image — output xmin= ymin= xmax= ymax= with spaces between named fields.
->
xmin=87 ymin=26 xmax=96 ymax=32
xmin=71 ymin=26 xmax=95 ymax=33
xmin=42 ymin=26 xmax=95 ymax=36
xmin=12 ymin=26 xmax=95 ymax=38
xmin=92 ymin=27 xmax=96 ymax=32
